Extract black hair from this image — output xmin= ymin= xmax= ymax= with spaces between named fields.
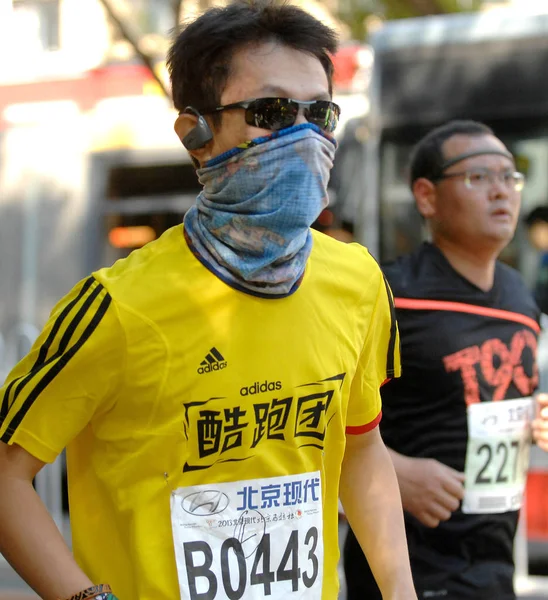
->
xmin=167 ymin=0 xmax=338 ymax=125
xmin=525 ymin=206 xmax=548 ymax=227
xmin=409 ymin=120 xmax=494 ymax=188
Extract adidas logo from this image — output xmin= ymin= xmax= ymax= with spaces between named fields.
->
xmin=197 ymin=347 xmax=228 ymax=374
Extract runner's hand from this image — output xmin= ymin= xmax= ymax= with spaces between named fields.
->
xmin=533 ymin=393 xmax=548 ymax=452
xmin=397 ymin=456 xmax=465 ymax=528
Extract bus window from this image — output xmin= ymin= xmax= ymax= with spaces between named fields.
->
xmin=104 ymin=212 xmax=185 ymax=263
xmin=379 ymin=140 xmax=424 ymax=263
xmin=99 ymin=158 xmax=200 ymax=266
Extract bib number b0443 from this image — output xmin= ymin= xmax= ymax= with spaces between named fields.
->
xmin=183 ymin=527 xmax=319 ymax=599
xmin=171 ymin=472 xmax=324 ymax=599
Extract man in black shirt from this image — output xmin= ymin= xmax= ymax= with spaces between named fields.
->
xmin=344 ymin=120 xmax=548 ymax=599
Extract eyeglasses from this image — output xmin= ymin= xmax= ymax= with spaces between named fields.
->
xmin=433 ymin=168 xmax=525 ymax=192
xmin=200 ymin=97 xmax=340 ymax=133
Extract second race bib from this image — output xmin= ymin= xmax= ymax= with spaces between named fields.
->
xmin=462 ymin=397 xmax=534 ymax=514
xmin=171 ymin=472 xmax=323 ymax=599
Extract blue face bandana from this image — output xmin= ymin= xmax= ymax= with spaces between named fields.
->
xmin=183 ymin=123 xmax=337 ymax=297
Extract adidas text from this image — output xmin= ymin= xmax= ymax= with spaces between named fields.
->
xmin=198 ymin=362 xmax=227 ymax=374
xmin=240 ymin=380 xmax=282 ymax=396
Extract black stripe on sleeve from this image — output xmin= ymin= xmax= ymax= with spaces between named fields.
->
xmin=383 ymin=275 xmax=398 ymax=378
xmin=0 ymin=277 xmax=96 ymax=423
xmin=1 ymin=293 xmax=112 ymax=443
xmin=33 ymin=277 xmax=95 ymax=368
xmin=6 ymin=282 xmax=103 ymax=418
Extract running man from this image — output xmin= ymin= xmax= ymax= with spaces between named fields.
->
xmin=0 ymin=3 xmax=416 ymax=600
xmin=344 ymin=119 xmax=548 ymax=600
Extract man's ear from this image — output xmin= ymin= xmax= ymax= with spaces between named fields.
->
xmin=174 ymin=109 xmax=214 ymax=166
xmin=413 ymin=178 xmax=437 ymax=220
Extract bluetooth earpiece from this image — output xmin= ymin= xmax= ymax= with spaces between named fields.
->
xmin=181 ymin=107 xmax=213 ymax=150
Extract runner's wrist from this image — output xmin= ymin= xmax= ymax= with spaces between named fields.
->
xmin=60 ymin=584 xmax=119 ymax=600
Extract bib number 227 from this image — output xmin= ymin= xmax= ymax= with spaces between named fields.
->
xmin=474 ymin=439 xmax=525 ymax=485
xmin=183 ymin=527 xmax=319 ymax=599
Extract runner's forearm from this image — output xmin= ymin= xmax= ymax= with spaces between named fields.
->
xmin=341 ymin=430 xmax=416 ymax=599
xmin=387 ymin=447 xmax=408 ymax=476
xmin=0 ymin=474 xmax=93 ymax=600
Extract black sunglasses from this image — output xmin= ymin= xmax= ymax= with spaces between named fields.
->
xmin=200 ymin=97 xmax=340 ymax=133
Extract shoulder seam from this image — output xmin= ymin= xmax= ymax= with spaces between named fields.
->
xmin=113 ymin=299 xmax=171 ymax=429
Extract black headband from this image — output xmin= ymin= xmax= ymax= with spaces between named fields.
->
xmin=438 ymin=149 xmax=514 ymax=174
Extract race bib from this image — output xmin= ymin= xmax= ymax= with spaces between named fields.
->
xmin=462 ymin=397 xmax=534 ymax=514
xmin=171 ymin=472 xmax=323 ymax=599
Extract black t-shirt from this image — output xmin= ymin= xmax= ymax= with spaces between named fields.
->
xmin=345 ymin=243 xmax=540 ymax=600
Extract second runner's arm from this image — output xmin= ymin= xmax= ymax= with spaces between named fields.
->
xmin=388 ymin=449 xmax=465 ymax=528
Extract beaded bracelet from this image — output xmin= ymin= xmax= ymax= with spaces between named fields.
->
xmin=62 ymin=584 xmax=118 ymax=600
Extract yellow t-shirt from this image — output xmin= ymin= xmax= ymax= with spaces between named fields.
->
xmin=0 ymin=226 xmax=399 ymax=600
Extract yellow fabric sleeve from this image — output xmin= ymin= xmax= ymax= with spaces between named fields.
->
xmin=346 ymin=270 xmax=401 ymax=433
xmin=0 ymin=276 xmax=125 ymax=462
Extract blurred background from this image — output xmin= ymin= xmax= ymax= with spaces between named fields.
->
xmin=2 ymin=0 xmax=548 ymax=597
